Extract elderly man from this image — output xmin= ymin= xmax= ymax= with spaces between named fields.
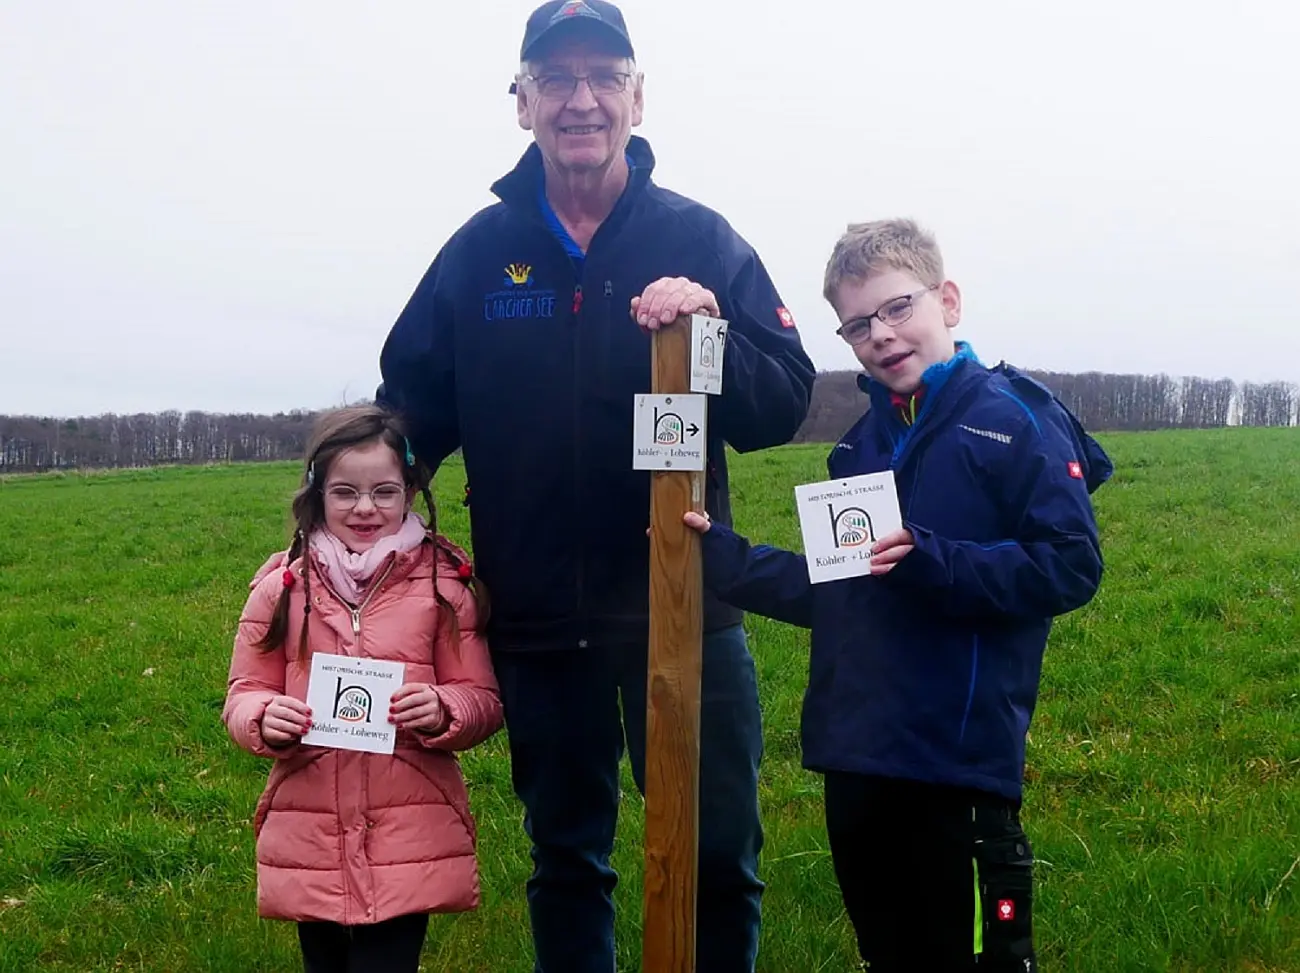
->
xmin=377 ymin=2 xmax=816 ymax=970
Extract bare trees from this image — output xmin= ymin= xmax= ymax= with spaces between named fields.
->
xmin=1 ymin=371 xmax=1296 ymax=472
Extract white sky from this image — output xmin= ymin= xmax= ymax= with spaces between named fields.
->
xmin=2 ymin=0 xmax=1297 ymax=417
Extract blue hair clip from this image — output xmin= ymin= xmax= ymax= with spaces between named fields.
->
xmin=403 ymin=437 xmax=415 ymax=467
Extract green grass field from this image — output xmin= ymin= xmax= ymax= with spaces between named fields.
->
xmin=1 ymin=429 xmax=1298 ymax=972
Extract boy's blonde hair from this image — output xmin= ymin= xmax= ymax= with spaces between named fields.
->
xmin=822 ymin=218 xmax=945 ymax=307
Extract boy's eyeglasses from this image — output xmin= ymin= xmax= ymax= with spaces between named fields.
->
xmin=521 ymin=71 xmax=632 ymax=100
xmin=323 ymin=484 xmax=406 ymax=510
xmin=836 ymin=287 xmax=937 ymax=346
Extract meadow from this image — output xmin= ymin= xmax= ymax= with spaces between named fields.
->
xmin=1 ymin=428 xmax=1297 ymax=971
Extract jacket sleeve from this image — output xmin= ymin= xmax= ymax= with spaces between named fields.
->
xmin=711 ymin=237 xmax=817 ymax=452
xmin=700 ymin=522 xmax=814 ymax=628
xmin=222 ymin=574 xmax=299 ymax=759
xmin=417 ymin=556 xmax=504 ymax=752
xmin=886 ymin=405 xmax=1105 ymax=619
xmin=376 ymin=244 xmax=461 ymax=470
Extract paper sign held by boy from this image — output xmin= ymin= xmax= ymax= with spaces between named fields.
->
xmin=795 ymin=471 xmax=904 ymax=584
xmin=301 ymin=653 xmax=404 ymax=754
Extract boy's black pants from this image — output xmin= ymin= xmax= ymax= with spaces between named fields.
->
xmin=823 ymin=772 xmax=1037 ymax=972
xmin=297 ymin=913 xmax=429 ymax=973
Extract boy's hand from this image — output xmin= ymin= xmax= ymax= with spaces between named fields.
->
xmin=646 ymin=511 xmax=712 ymax=536
xmin=869 ymin=528 xmax=915 ymax=575
xmin=682 ymin=511 xmax=711 ymax=533
xmin=390 ymin=683 xmax=449 ymax=735
xmin=262 ymin=696 xmax=311 ymax=747
xmin=631 ymin=277 xmax=720 ymax=331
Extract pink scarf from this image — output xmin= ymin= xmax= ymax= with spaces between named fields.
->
xmin=310 ymin=512 xmax=428 ymax=605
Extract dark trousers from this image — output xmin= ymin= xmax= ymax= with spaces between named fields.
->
xmin=491 ymin=624 xmax=765 ymax=973
xmin=297 ymin=913 xmax=429 ymax=973
xmin=823 ymin=772 xmax=1038 ymax=973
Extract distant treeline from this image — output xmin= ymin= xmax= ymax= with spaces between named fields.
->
xmin=795 ymin=369 xmax=1300 ymax=443
xmin=2 ymin=369 xmax=1297 ymax=473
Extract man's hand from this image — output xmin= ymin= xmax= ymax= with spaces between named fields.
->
xmin=262 ymin=696 xmax=312 ymax=747
xmin=390 ymin=684 xmax=449 ymax=735
xmin=869 ymin=528 xmax=915 ymax=575
xmin=631 ymin=277 xmax=720 ymax=331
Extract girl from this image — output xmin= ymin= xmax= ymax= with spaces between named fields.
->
xmin=222 ymin=405 xmax=503 ymax=973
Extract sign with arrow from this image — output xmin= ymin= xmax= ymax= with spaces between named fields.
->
xmin=689 ymin=313 xmax=728 ymax=395
xmin=632 ymin=393 xmax=707 ymax=471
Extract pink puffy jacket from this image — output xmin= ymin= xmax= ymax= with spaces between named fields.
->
xmin=222 ymin=537 xmax=502 ymax=926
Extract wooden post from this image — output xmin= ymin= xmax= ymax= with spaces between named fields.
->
xmin=642 ymin=315 xmax=704 ymax=973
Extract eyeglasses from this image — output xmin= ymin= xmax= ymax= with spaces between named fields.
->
xmin=323 ymin=484 xmax=406 ymax=510
xmin=835 ymin=287 xmax=938 ymax=346
xmin=522 ymin=70 xmax=633 ymax=100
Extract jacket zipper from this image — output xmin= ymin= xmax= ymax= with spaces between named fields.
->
xmin=525 ymin=204 xmax=612 ymax=647
xmin=571 ymin=280 xmax=585 ymax=644
xmin=350 ymin=560 xmax=395 ymax=637
xmin=889 ymin=376 xmax=985 ymax=474
xmin=317 ymin=558 xmax=397 ymax=641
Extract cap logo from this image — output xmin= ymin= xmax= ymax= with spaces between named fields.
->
xmin=553 ymin=0 xmax=599 ymax=22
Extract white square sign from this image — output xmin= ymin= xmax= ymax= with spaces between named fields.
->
xmin=689 ymin=314 xmax=728 ymax=395
xmin=300 ymin=653 xmax=405 ymax=754
xmin=632 ymin=393 xmax=707 ymax=471
xmin=795 ymin=471 xmax=904 ymax=584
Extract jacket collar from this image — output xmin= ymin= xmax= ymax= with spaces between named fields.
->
xmin=490 ymin=134 xmax=657 ymax=212
xmin=858 ymin=341 xmax=983 ymax=427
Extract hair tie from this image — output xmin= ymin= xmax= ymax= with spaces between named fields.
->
xmin=282 ymin=569 xmax=296 ymax=588
xmin=457 ymin=562 xmax=473 ymax=580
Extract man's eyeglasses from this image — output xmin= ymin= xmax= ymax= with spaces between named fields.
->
xmin=323 ymin=484 xmax=406 ymax=510
xmin=835 ymin=287 xmax=938 ymax=346
xmin=521 ymin=70 xmax=633 ymax=100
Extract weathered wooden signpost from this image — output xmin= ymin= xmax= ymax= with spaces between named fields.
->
xmin=636 ymin=311 xmax=727 ymax=973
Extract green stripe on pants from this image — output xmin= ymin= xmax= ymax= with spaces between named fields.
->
xmin=973 ymin=857 xmax=983 ymax=955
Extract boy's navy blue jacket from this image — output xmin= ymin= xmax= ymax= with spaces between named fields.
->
xmin=377 ymin=136 xmax=816 ymax=651
xmin=700 ymin=346 xmax=1112 ymax=800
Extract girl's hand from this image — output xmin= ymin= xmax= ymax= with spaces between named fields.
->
xmin=390 ymin=684 xmax=449 ymax=735
xmin=262 ymin=696 xmax=312 ymax=746
xmin=869 ymin=528 xmax=916 ymax=575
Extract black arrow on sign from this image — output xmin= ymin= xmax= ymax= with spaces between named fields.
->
xmin=686 ymin=423 xmax=700 ymax=437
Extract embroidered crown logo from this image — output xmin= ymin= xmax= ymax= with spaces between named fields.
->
xmin=505 ymin=263 xmax=534 ymax=287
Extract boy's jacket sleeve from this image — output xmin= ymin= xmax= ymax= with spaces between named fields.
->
xmin=700 ymin=522 xmax=814 ymax=629
xmin=713 ymin=242 xmax=816 ymax=452
xmin=887 ymin=397 xmax=1106 ymax=620
xmin=376 ymin=244 xmax=461 ymax=470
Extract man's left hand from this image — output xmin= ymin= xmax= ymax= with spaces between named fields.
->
xmin=631 ymin=277 xmax=720 ymax=330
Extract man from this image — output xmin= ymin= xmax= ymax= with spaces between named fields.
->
xmin=377 ymin=2 xmax=816 ymax=970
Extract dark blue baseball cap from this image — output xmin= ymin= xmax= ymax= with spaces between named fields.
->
xmin=510 ymin=1 xmax=635 ymax=92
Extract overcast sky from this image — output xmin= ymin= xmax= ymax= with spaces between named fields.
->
xmin=2 ymin=0 xmax=1296 ymax=417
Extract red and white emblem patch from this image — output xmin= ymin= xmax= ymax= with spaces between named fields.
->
xmin=997 ymin=899 xmax=1016 ymax=921
xmin=776 ymin=306 xmax=796 ymax=329
xmin=1067 ymin=461 xmax=1084 ymax=479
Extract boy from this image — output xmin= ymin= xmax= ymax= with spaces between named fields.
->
xmin=685 ymin=219 xmax=1111 ymax=971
